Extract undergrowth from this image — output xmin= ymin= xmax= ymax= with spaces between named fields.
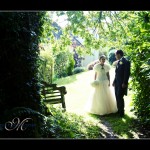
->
xmin=46 ymin=105 xmax=103 ymax=139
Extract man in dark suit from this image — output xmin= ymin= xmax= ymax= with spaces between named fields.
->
xmin=112 ymin=50 xmax=130 ymax=117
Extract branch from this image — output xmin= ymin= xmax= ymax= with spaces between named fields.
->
xmin=112 ymin=12 xmax=127 ymax=38
xmin=92 ymin=11 xmax=102 ymax=34
xmin=97 ymin=11 xmax=107 ymax=36
xmin=98 ymin=11 xmax=102 ymax=23
xmin=103 ymin=12 xmax=111 ymax=32
xmin=109 ymin=11 xmax=118 ymax=31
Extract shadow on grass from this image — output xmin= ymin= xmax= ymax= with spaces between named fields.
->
xmin=88 ymin=113 xmax=140 ymax=139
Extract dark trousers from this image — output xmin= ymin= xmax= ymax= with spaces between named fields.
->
xmin=115 ymin=86 xmax=125 ymax=116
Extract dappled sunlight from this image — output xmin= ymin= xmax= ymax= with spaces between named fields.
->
xmin=53 ymin=68 xmax=139 ymax=139
xmin=103 ymin=113 xmax=142 ymax=139
xmin=121 ymin=118 xmax=127 ymax=123
xmin=47 ymin=104 xmax=104 ymax=138
xmin=129 ymin=131 xmax=140 ymax=139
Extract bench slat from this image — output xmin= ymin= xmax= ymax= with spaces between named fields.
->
xmin=45 ymin=95 xmax=61 ymax=98
xmin=44 ymin=99 xmax=62 ymax=103
xmin=43 ymin=91 xmax=60 ymax=94
xmin=41 ymin=81 xmax=67 ymax=111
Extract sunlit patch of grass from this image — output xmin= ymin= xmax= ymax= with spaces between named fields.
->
xmin=102 ymin=91 xmax=140 ymax=139
xmin=54 ymin=71 xmax=86 ymax=85
xmin=46 ymin=105 xmax=103 ymax=139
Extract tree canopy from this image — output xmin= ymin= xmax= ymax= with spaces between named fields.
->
xmin=41 ymin=11 xmax=149 ymax=55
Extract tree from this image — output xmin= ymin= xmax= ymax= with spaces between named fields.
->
xmin=0 ymin=12 xmax=51 ymax=138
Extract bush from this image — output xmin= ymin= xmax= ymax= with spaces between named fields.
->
xmin=108 ymin=49 xmax=116 ymax=65
xmin=73 ymin=67 xmax=85 ymax=74
xmin=38 ymin=45 xmax=54 ymax=83
xmin=126 ymin=12 xmax=150 ymax=127
xmin=67 ymin=53 xmax=75 ymax=76
xmin=54 ymin=50 xmax=75 ymax=78
xmin=0 ymin=12 xmax=46 ymax=115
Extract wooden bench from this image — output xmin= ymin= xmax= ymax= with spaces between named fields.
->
xmin=41 ymin=81 xmax=67 ymax=111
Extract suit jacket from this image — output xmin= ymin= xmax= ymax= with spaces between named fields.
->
xmin=113 ymin=57 xmax=130 ymax=95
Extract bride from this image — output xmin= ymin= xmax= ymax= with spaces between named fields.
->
xmin=85 ymin=55 xmax=118 ymax=115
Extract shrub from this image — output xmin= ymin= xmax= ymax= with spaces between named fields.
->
xmin=54 ymin=49 xmax=75 ymax=78
xmin=38 ymin=45 xmax=54 ymax=83
xmin=108 ymin=49 xmax=116 ymax=65
xmin=67 ymin=53 xmax=75 ymax=76
xmin=73 ymin=67 xmax=85 ymax=74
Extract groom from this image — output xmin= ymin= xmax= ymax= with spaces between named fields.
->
xmin=112 ymin=50 xmax=130 ymax=117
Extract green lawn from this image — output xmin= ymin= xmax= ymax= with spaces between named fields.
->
xmin=54 ymin=70 xmax=96 ymax=114
xmin=52 ymin=68 xmax=140 ymax=139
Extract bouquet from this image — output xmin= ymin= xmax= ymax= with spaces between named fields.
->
xmin=90 ymin=80 xmax=100 ymax=87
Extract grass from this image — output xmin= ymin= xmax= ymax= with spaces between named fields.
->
xmin=54 ymin=70 xmax=97 ymax=114
xmin=46 ymin=105 xmax=103 ymax=139
xmin=100 ymin=91 xmax=141 ymax=139
xmin=49 ymin=68 xmax=142 ymax=139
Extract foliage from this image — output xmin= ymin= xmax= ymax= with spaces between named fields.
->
xmin=108 ymin=49 xmax=116 ymax=65
xmin=38 ymin=43 xmax=54 ymax=83
xmin=51 ymin=11 xmax=130 ymax=51
xmin=54 ymin=49 xmax=74 ymax=78
xmin=0 ymin=12 xmax=50 ymax=137
xmin=67 ymin=52 xmax=75 ymax=75
xmin=123 ymin=12 xmax=150 ymax=127
xmin=99 ymin=47 xmax=109 ymax=58
xmin=0 ymin=107 xmax=52 ymax=138
xmin=46 ymin=105 xmax=102 ymax=138
xmin=73 ymin=67 xmax=86 ymax=74
xmin=73 ymin=49 xmax=84 ymax=68
xmin=0 ymin=12 xmax=46 ymax=112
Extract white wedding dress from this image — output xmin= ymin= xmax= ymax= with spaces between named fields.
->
xmin=85 ymin=63 xmax=118 ymax=115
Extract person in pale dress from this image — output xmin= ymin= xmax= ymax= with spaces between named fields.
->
xmin=85 ymin=55 xmax=118 ymax=115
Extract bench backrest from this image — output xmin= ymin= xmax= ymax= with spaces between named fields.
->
xmin=41 ymin=81 xmax=67 ymax=110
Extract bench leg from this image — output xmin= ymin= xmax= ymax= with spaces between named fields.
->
xmin=61 ymin=96 xmax=66 ymax=111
